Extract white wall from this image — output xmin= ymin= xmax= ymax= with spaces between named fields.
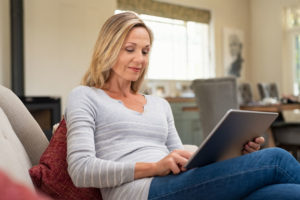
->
xmin=24 ymin=0 xmax=116 ymax=112
xmin=250 ymin=0 xmax=300 ymax=98
xmin=0 ymin=0 xmax=10 ymax=88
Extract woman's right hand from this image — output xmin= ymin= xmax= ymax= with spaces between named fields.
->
xmin=154 ymin=149 xmax=193 ymax=176
xmin=134 ymin=149 xmax=193 ymax=179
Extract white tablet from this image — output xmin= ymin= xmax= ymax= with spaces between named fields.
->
xmin=185 ymin=109 xmax=278 ymax=169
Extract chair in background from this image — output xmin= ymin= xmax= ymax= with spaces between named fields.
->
xmin=238 ymin=82 xmax=253 ymax=105
xmin=257 ymin=82 xmax=300 ymax=160
xmin=191 ymin=77 xmax=239 ymax=138
xmin=257 ymin=82 xmax=280 ymax=100
xmin=272 ymin=122 xmax=300 ymax=159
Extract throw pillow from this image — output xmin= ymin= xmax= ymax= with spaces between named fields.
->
xmin=29 ymin=119 xmax=102 ymax=200
xmin=0 ymin=169 xmax=51 ymax=200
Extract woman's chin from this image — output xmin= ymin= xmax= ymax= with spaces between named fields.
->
xmin=128 ymin=75 xmax=141 ymax=82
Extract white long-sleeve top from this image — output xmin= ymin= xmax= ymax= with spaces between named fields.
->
xmin=65 ymin=86 xmax=183 ymax=200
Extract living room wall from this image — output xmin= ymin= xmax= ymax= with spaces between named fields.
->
xmin=0 ymin=0 xmax=292 ymax=109
xmin=250 ymin=0 xmax=300 ymax=98
xmin=23 ymin=0 xmax=116 ymax=112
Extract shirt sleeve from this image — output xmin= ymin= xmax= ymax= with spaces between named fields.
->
xmin=65 ymin=87 xmax=135 ymax=188
xmin=162 ymin=99 xmax=184 ymax=151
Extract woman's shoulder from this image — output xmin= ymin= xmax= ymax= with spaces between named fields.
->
xmin=70 ymin=85 xmax=94 ymax=94
xmin=145 ymin=94 xmax=169 ymax=106
xmin=67 ymin=86 xmax=108 ymax=106
xmin=66 ymin=86 xmax=107 ymax=112
xmin=69 ymin=85 xmax=105 ymax=97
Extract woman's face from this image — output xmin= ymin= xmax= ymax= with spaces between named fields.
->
xmin=111 ymin=27 xmax=151 ymax=82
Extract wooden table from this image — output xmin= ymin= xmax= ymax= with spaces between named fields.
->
xmin=181 ymin=103 xmax=300 ymax=112
xmin=240 ymin=103 xmax=300 ymax=113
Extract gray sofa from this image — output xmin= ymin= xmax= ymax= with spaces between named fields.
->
xmin=0 ymin=85 xmax=49 ymax=190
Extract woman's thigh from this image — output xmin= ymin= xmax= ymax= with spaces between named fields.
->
xmin=148 ymin=147 xmax=300 ymax=200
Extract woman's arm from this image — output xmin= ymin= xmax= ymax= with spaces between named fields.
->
xmin=66 ymin=87 xmax=135 ymax=188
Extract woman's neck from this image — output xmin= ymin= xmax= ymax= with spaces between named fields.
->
xmin=103 ymin=79 xmax=133 ymax=98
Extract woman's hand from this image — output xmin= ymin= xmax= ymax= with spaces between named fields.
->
xmin=242 ymin=136 xmax=265 ymax=154
xmin=134 ymin=149 xmax=193 ymax=179
xmin=154 ymin=149 xmax=193 ymax=176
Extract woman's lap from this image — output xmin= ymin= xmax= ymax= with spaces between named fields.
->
xmin=148 ymin=147 xmax=300 ymax=200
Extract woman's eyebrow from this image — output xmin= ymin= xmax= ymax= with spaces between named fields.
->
xmin=124 ymin=42 xmax=137 ymax=46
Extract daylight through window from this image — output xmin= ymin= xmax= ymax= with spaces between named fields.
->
xmin=115 ymin=10 xmax=213 ymax=80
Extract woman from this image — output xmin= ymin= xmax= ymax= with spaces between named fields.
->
xmin=65 ymin=12 xmax=300 ymax=200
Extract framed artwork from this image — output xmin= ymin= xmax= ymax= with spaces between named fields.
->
xmin=223 ymin=28 xmax=244 ymax=77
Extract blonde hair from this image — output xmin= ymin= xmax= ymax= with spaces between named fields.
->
xmin=81 ymin=12 xmax=153 ymax=93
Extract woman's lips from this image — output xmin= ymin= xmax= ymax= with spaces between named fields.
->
xmin=129 ymin=67 xmax=141 ymax=72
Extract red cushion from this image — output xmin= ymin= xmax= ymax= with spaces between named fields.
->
xmin=0 ymin=169 xmax=50 ymax=200
xmin=29 ymin=119 xmax=102 ymax=200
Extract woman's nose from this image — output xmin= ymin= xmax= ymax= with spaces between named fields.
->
xmin=133 ymin=51 xmax=145 ymax=63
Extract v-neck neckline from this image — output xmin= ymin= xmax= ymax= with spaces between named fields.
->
xmin=98 ymin=88 xmax=148 ymax=115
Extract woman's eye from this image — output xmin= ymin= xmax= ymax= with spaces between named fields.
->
xmin=125 ymin=48 xmax=134 ymax=52
xmin=142 ymin=50 xmax=149 ymax=55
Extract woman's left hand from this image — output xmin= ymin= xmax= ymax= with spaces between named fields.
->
xmin=242 ymin=136 xmax=265 ymax=154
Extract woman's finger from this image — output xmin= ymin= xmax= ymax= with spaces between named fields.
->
xmin=244 ymin=144 xmax=256 ymax=153
xmin=248 ymin=141 xmax=260 ymax=150
xmin=254 ymin=136 xmax=265 ymax=145
xmin=172 ymin=149 xmax=193 ymax=159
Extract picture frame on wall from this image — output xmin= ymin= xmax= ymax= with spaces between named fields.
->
xmin=223 ymin=28 xmax=244 ymax=78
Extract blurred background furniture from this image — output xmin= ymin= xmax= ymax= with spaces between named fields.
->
xmin=166 ymin=97 xmax=203 ymax=146
xmin=255 ymin=82 xmax=300 ymax=160
xmin=238 ymin=82 xmax=253 ymax=105
xmin=191 ymin=77 xmax=239 ymax=138
xmin=272 ymin=105 xmax=300 ymax=160
xmin=257 ymin=82 xmax=280 ymax=101
xmin=272 ymin=122 xmax=300 ymax=159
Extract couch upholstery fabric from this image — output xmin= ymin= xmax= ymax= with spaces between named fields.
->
xmin=0 ymin=108 xmax=34 ymax=187
xmin=0 ymin=85 xmax=49 ymax=166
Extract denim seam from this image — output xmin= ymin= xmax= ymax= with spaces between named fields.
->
xmin=276 ymin=165 xmax=298 ymax=183
xmin=149 ymin=165 xmax=296 ymax=200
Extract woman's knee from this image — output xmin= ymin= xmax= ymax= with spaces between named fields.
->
xmin=245 ymin=184 xmax=300 ymax=200
xmin=259 ymin=147 xmax=294 ymax=161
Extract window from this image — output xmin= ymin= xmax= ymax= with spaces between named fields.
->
xmin=286 ymin=8 xmax=300 ymax=95
xmin=293 ymin=35 xmax=300 ymax=95
xmin=115 ymin=10 xmax=213 ymax=80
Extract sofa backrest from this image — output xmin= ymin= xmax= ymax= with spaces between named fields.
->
xmin=0 ymin=108 xmax=34 ymax=188
xmin=0 ymin=85 xmax=49 ymax=166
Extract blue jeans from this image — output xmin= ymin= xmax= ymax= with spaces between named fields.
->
xmin=148 ymin=147 xmax=300 ymax=200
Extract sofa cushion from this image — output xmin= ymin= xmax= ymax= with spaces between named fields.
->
xmin=0 ymin=108 xmax=34 ymax=188
xmin=0 ymin=169 xmax=50 ymax=200
xmin=0 ymin=85 xmax=49 ymax=166
xmin=29 ymin=119 xmax=102 ymax=200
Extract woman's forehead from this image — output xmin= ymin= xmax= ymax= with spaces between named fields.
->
xmin=124 ymin=27 xmax=151 ymax=46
